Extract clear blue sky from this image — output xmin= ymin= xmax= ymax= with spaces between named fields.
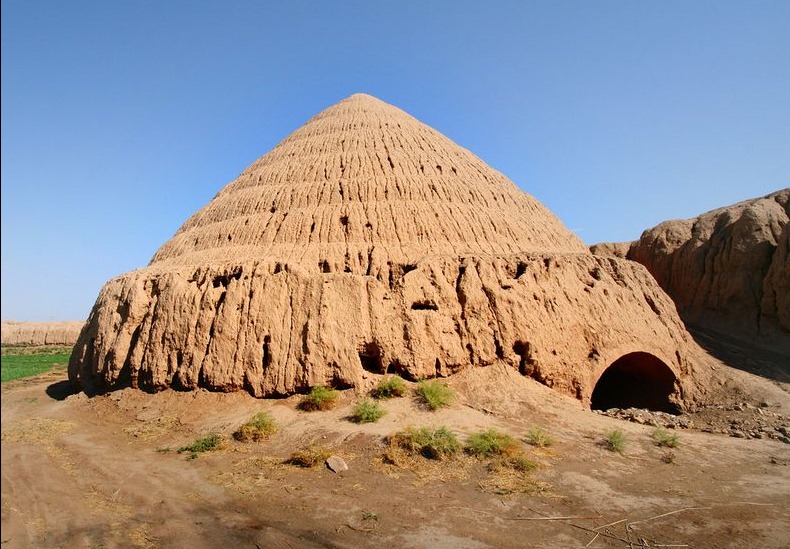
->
xmin=2 ymin=1 xmax=789 ymax=322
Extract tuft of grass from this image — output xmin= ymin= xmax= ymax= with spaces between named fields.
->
xmin=371 ymin=376 xmax=407 ymax=399
xmin=465 ymin=429 xmax=521 ymax=458
xmin=415 ymin=380 xmax=454 ymax=411
xmin=286 ymin=446 xmax=331 ymax=468
xmin=298 ymin=385 xmax=339 ymax=411
xmin=388 ymin=426 xmax=461 ymax=460
xmin=177 ymin=433 xmax=222 ymax=460
xmin=523 ymin=426 xmax=555 ymax=448
xmin=604 ymin=429 xmax=626 ymax=454
xmin=351 ymin=398 xmax=386 ymax=423
xmin=233 ymin=411 xmax=277 ymax=442
xmin=504 ymin=454 xmax=540 ymax=473
xmin=652 ymin=428 xmax=680 ymax=448
xmin=1 ymin=347 xmax=72 ymax=382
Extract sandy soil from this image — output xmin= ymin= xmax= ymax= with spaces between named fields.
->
xmin=2 ymin=351 xmax=789 ymax=549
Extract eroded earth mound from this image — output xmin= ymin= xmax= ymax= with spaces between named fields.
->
xmin=593 ymin=189 xmax=790 ymax=355
xmin=69 ymin=94 xmax=711 ymax=409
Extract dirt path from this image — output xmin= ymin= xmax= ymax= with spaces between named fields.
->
xmin=2 ymin=362 xmax=789 ymax=549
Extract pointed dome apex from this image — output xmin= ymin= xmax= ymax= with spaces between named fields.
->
xmin=150 ymin=95 xmax=586 ymax=270
xmin=343 ymin=92 xmax=385 ymax=102
xmin=337 ymin=93 xmax=395 ymax=107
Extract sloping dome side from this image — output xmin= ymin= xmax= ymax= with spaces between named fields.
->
xmin=149 ymin=94 xmax=587 ymax=271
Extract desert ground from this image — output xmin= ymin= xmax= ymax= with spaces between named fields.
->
xmin=2 ymin=336 xmax=789 ymax=549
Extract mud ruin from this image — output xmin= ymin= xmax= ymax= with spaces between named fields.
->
xmin=69 ymin=94 xmax=710 ymax=410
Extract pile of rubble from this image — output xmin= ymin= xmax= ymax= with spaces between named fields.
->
xmin=595 ymin=403 xmax=790 ymax=444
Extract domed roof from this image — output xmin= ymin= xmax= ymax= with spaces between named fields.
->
xmin=70 ymin=93 xmax=707 ymax=410
xmin=150 ymin=93 xmax=586 ymax=270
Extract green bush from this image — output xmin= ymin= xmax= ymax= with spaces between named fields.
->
xmin=465 ymin=429 xmax=521 ymax=458
xmin=177 ymin=434 xmax=222 ymax=460
xmin=523 ymin=426 xmax=554 ymax=448
xmin=298 ymin=385 xmax=339 ymax=411
xmin=351 ymin=398 xmax=386 ymax=423
xmin=415 ymin=380 xmax=453 ymax=410
xmin=233 ymin=411 xmax=277 ymax=441
xmin=389 ymin=426 xmax=461 ymax=460
xmin=371 ymin=376 xmax=407 ymax=399
xmin=605 ymin=429 xmax=626 ymax=454
xmin=652 ymin=428 xmax=680 ymax=448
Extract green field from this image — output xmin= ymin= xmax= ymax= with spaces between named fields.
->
xmin=1 ymin=346 xmax=72 ymax=382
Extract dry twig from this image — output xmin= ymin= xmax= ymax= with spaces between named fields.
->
xmin=628 ymin=507 xmax=710 ymax=526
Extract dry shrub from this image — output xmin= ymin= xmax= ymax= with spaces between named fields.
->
xmin=233 ymin=411 xmax=277 ymax=442
xmin=286 ymin=446 xmax=331 ymax=468
xmin=350 ymin=398 xmax=386 ymax=423
xmin=124 ymin=416 xmax=180 ymax=441
xmin=523 ymin=426 xmax=554 ymax=448
xmin=480 ymin=462 xmax=551 ymax=495
xmin=298 ymin=386 xmax=339 ymax=411
xmin=653 ymin=428 xmax=680 ymax=448
xmin=465 ymin=429 xmax=521 ymax=458
xmin=414 ymin=380 xmax=454 ymax=410
xmin=372 ymin=376 xmax=407 ymax=399
xmin=388 ymin=426 xmax=461 ymax=460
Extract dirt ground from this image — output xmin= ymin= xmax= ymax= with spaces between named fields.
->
xmin=2 ymin=346 xmax=789 ymax=549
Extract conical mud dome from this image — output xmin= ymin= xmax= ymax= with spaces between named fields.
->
xmin=150 ymin=93 xmax=586 ymax=272
xmin=70 ymin=94 xmax=709 ymax=409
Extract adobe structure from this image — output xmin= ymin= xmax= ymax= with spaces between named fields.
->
xmin=69 ymin=94 xmax=710 ymax=411
xmin=2 ymin=321 xmax=84 ymax=347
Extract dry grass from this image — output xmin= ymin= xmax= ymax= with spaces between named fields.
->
xmin=233 ymin=411 xmax=277 ymax=442
xmin=652 ymin=428 xmax=680 ymax=448
xmin=286 ymin=446 xmax=331 ymax=468
xmin=387 ymin=426 xmax=461 ymax=460
xmin=1 ymin=418 xmax=76 ymax=444
xmin=414 ymin=380 xmax=454 ymax=410
xmin=377 ymin=446 xmax=474 ymax=485
xmin=209 ymin=455 xmax=289 ymax=496
xmin=298 ymin=386 xmax=339 ymax=411
xmin=123 ymin=416 xmax=181 ymax=442
xmin=523 ymin=426 xmax=555 ymax=448
xmin=371 ymin=376 xmax=408 ymax=399
xmin=479 ymin=458 xmax=550 ymax=495
xmin=604 ymin=429 xmax=626 ymax=454
xmin=465 ymin=429 xmax=522 ymax=458
xmin=350 ymin=398 xmax=386 ymax=423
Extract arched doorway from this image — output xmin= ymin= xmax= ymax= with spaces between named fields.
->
xmin=591 ymin=352 xmax=679 ymax=413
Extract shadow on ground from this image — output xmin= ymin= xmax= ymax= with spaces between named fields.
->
xmin=689 ymin=326 xmax=790 ymax=384
xmin=46 ymin=380 xmax=81 ymax=401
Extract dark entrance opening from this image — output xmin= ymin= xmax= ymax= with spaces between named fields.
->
xmin=591 ymin=352 xmax=679 ymax=413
